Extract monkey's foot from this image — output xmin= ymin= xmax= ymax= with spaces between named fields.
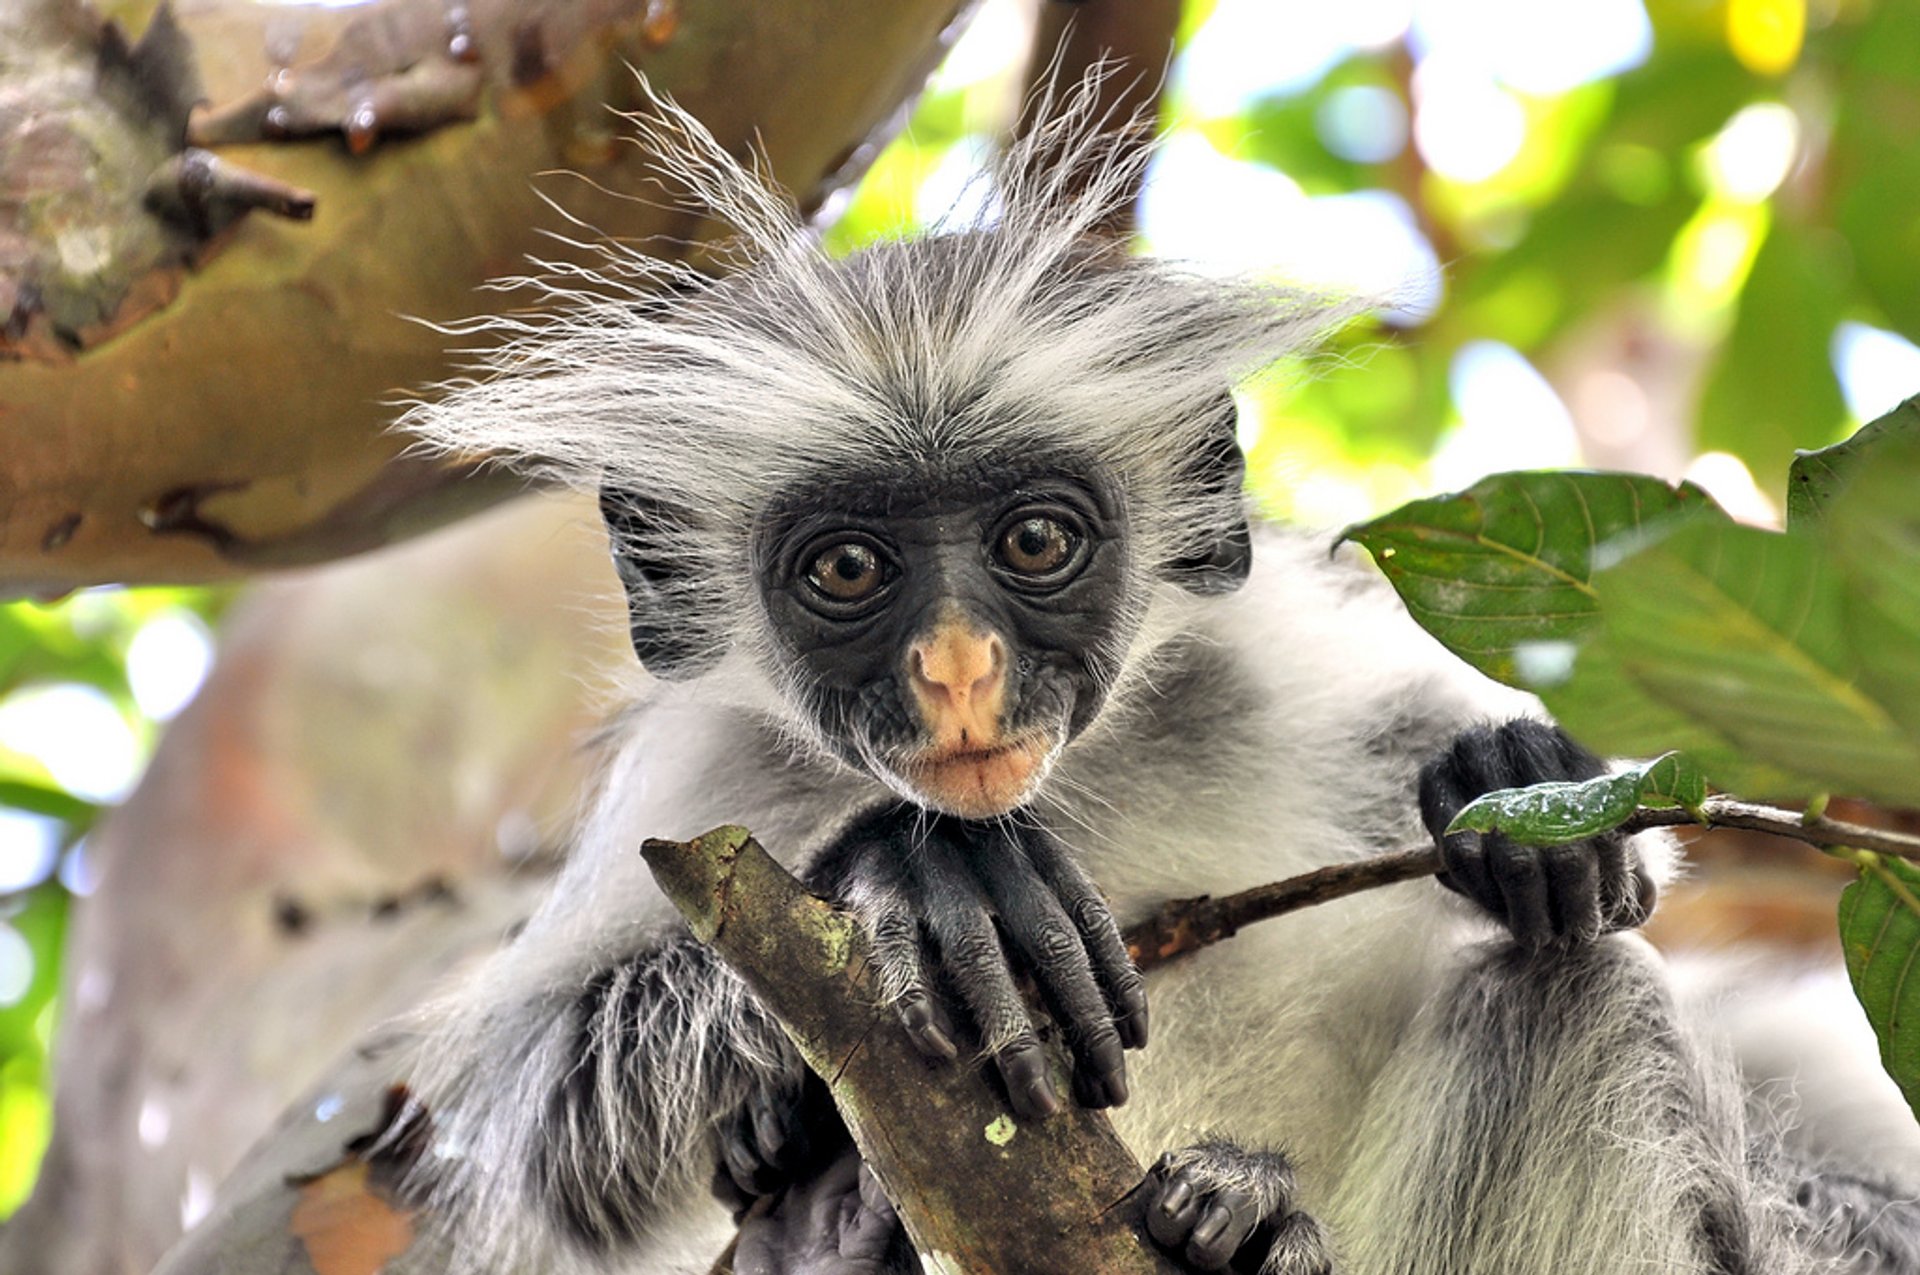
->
xmin=731 ymin=1144 xmax=916 ymax=1275
xmin=714 ymin=1069 xmax=849 ymax=1213
xmin=1144 ymin=1141 xmax=1332 ymax=1274
xmin=1419 ymin=718 xmax=1656 ymax=947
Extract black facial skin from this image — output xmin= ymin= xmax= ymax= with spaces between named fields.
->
xmin=754 ymin=454 xmax=1135 ymax=773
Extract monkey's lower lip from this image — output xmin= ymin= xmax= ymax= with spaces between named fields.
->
xmin=901 ymin=736 xmax=1050 ymax=817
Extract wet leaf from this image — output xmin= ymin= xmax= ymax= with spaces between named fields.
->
xmin=1445 ymin=751 xmax=1707 ymax=846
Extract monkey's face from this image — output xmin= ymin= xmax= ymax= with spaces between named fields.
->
xmin=756 ymin=459 xmax=1136 ymax=817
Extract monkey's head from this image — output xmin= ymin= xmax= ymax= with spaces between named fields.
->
xmin=601 ymin=387 xmax=1251 ymax=816
xmin=404 ymin=78 xmax=1345 ymax=814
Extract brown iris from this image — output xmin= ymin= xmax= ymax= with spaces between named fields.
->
xmin=998 ymin=517 xmax=1074 ymax=575
xmin=807 ymin=542 xmax=884 ymax=601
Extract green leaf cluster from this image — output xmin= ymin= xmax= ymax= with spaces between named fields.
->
xmin=1348 ymin=400 xmax=1920 ymax=1118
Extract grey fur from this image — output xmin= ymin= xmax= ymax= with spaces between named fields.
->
xmin=387 ymin=73 xmax=1920 ymax=1274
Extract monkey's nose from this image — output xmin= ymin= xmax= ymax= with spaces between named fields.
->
xmin=908 ymin=625 xmax=1007 ymax=708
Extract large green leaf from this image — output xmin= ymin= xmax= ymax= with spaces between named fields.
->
xmin=1340 ymin=471 xmax=1725 ymax=684
xmin=1824 ymin=435 xmax=1920 ymax=747
xmin=1840 ymin=853 xmax=1920 ymax=1120
xmin=1788 ymin=397 xmax=1920 ymax=531
xmin=1596 ymin=520 xmax=1920 ymax=806
xmin=1537 ymin=635 xmax=1801 ymax=798
xmin=1446 ymin=751 xmax=1707 ymax=846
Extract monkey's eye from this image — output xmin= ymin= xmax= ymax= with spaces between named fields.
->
xmin=805 ymin=541 xmax=888 ymax=603
xmin=996 ymin=516 xmax=1078 ymax=578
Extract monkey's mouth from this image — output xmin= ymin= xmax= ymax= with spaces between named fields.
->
xmin=898 ymin=733 xmax=1054 ymax=818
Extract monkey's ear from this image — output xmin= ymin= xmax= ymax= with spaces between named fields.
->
xmin=599 ymin=486 xmax=726 ymax=679
xmin=1162 ymin=396 xmax=1253 ymax=596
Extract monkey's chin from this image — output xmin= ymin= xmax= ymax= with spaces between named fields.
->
xmin=897 ymin=735 xmax=1054 ymax=818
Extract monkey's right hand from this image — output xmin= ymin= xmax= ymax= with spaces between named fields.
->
xmin=817 ymin=810 xmax=1148 ymax=1121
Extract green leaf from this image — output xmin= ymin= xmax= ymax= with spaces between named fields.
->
xmin=1596 ymin=519 xmax=1920 ymax=806
xmin=1788 ymin=397 xmax=1920 ymax=531
xmin=0 ymin=781 xmax=97 ymax=830
xmin=1340 ymin=470 xmax=1726 ymax=684
xmin=1525 ymin=639 xmax=1793 ymax=796
xmin=1824 ymin=434 xmax=1920 ymax=747
xmin=1446 ymin=751 xmax=1708 ymax=846
xmin=1840 ymin=852 xmax=1920 ymax=1120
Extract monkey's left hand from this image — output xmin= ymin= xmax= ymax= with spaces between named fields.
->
xmin=1418 ymin=718 xmax=1656 ymax=947
xmin=815 ymin=809 xmax=1148 ymax=1121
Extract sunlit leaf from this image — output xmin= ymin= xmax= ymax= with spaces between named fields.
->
xmin=1596 ymin=519 xmax=1920 ymax=806
xmin=1446 ymin=751 xmax=1707 ymax=846
xmin=1787 ymin=396 xmax=1920 ymax=530
xmin=1840 ymin=852 xmax=1920 ymax=1120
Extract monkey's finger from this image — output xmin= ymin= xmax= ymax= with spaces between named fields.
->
xmin=966 ymin=829 xmax=1129 ymax=1107
xmin=1185 ymin=1188 xmax=1261 ymax=1270
xmin=1594 ymin=832 xmax=1634 ymax=926
xmin=747 ymin=1083 xmax=807 ymax=1177
xmin=842 ymin=1163 xmax=902 ymax=1260
xmin=1541 ymin=843 xmax=1602 ymax=943
xmin=847 ymin=879 xmax=956 ymax=1061
xmin=1490 ymin=841 xmax=1553 ymax=947
xmin=1436 ymin=830 xmax=1498 ymax=914
xmin=1147 ymin=1167 xmax=1204 ymax=1250
xmin=722 ymin=1112 xmax=776 ymax=1198
xmin=915 ymin=845 xmax=1063 ymax=1119
xmin=1019 ymin=825 xmax=1150 ymax=1050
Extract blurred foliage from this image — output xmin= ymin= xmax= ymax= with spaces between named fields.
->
xmin=0 ymin=587 xmax=225 ymax=1214
xmin=9 ymin=0 xmax=1920 ymax=1221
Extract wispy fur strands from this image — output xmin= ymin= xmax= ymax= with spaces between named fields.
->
xmin=398 ymin=72 xmax=1351 ymax=671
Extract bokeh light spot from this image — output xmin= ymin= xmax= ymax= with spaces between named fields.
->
xmin=1727 ymin=0 xmax=1805 ymax=76
xmin=1832 ymin=323 xmax=1920 ymax=424
xmin=127 ymin=610 xmax=215 ymax=722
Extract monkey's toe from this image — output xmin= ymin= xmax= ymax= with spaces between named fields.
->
xmin=1143 ymin=1143 xmax=1327 ymax=1273
xmin=714 ymin=1071 xmax=845 ymax=1211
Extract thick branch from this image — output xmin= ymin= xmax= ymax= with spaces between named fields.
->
xmin=643 ymin=828 xmax=1182 ymax=1275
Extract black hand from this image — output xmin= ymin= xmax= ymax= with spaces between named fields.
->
xmin=814 ymin=807 xmax=1146 ymax=1121
xmin=714 ymin=1070 xmax=848 ymax=1213
xmin=958 ymin=822 xmax=1146 ymax=1107
xmin=1418 ymin=719 xmax=1655 ymax=946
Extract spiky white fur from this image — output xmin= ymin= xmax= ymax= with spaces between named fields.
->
xmin=388 ymin=74 xmax=1920 ymax=1275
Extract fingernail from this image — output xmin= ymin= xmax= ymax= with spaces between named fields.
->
xmin=1026 ymin=1079 xmax=1060 ymax=1118
xmin=1160 ymin=1180 xmax=1192 ymax=1215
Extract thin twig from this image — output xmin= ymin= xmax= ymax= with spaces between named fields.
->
xmin=1124 ymin=794 xmax=1920 ymax=971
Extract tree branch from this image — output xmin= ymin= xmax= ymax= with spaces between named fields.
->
xmin=1124 ymin=793 xmax=1920 ymax=970
xmin=643 ymin=828 xmax=1183 ymax=1275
